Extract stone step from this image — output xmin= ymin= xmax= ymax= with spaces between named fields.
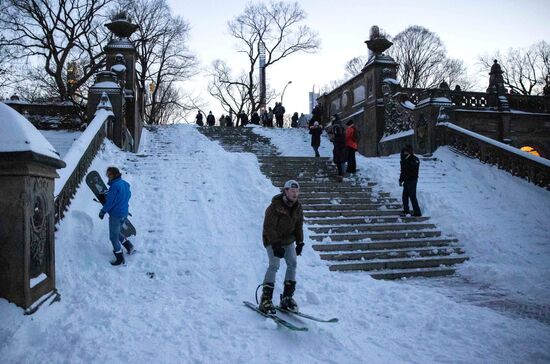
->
xmin=328 ymin=255 xmax=468 ymax=272
xmin=269 ymin=181 xmax=377 ymax=188
xmin=308 ymin=223 xmax=437 ymax=234
xmin=310 ymin=229 xmax=442 ymax=241
xmin=303 ymin=203 xmax=402 ymax=211
xmin=258 ymin=156 xmax=331 ymax=162
xmin=300 ymin=197 xmax=398 ymax=204
xmin=299 ymin=190 xmax=377 ymax=197
xmin=320 ymin=246 xmax=465 ymax=261
xmin=368 ymin=266 xmax=457 ymax=280
xmin=312 ymin=238 xmax=458 ymax=251
xmin=305 ymin=216 xmax=430 ymax=225
xmin=304 ymin=210 xmax=405 ymax=218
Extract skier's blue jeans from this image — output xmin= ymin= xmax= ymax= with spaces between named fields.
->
xmin=109 ymin=215 xmax=127 ymax=252
xmin=263 ymin=244 xmax=297 ymax=284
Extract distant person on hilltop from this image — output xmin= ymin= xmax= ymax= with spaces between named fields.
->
xmin=291 ymin=112 xmax=299 ymax=128
xmin=239 ymin=112 xmax=249 ymax=127
xmin=98 ymin=166 xmax=134 ymax=266
xmin=259 ymin=179 xmax=304 ymax=314
xmin=399 ymin=144 xmax=422 ymax=217
xmin=225 ymin=114 xmax=233 ymax=127
xmin=195 ymin=111 xmax=204 ymax=126
xmin=267 ymin=107 xmax=274 ymax=127
xmin=251 ymin=111 xmax=260 ymax=125
xmin=274 ymin=102 xmax=286 ymax=128
xmin=309 ymin=121 xmax=322 ymax=157
xmin=206 ymin=111 xmax=215 ymax=126
xmin=219 ymin=114 xmax=226 ymax=127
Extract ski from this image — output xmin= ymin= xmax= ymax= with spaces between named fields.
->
xmin=243 ymin=301 xmax=308 ymax=331
xmin=276 ymin=307 xmax=339 ymax=323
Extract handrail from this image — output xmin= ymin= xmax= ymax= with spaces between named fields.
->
xmin=438 ymin=122 xmax=550 ymax=190
xmin=54 ymin=109 xmax=114 ymax=223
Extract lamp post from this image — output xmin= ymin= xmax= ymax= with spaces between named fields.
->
xmin=280 ymin=80 xmax=292 ymax=104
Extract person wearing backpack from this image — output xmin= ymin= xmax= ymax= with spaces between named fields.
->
xmin=345 ymin=120 xmax=359 ymax=173
xmin=309 ymin=121 xmax=322 ymax=157
xmin=327 ymin=116 xmax=347 ymax=182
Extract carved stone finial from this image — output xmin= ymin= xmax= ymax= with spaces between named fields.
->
xmin=97 ymin=92 xmax=113 ymax=111
xmin=365 ymin=25 xmax=392 ymax=56
xmin=439 ymin=81 xmax=450 ymax=90
xmin=454 ymin=85 xmax=462 ymax=92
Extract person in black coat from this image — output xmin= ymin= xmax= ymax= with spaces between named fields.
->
xmin=251 ymin=112 xmax=260 ymax=125
xmin=225 ymin=115 xmax=233 ymax=127
xmin=399 ymin=144 xmax=422 ymax=216
xmin=206 ymin=111 xmax=215 ymax=126
xmin=309 ymin=121 xmax=322 ymax=157
xmin=195 ymin=111 xmax=204 ymax=126
xmin=291 ymin=112 xmax=299 ymax=128
xmin=330 ymin=119 xmax=347 ymax=182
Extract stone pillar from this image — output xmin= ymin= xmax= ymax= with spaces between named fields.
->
xmin=0 ymin=103 xmax=66 ymax=312
xmin=88 ymin=71 xmax=125 ymax=148
xmin=361 ymin=26 xmax=398 ymax=156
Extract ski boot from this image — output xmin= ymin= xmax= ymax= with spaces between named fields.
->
xmin=110 ymin=250 xmax=125 ymax=266
xmin=280 ymin=280 xmax=298 ymax=313
xmin=259 ymin=283 xmax=276 ymax=314
xmin=122 ymin=240 xmax=135 ymax=255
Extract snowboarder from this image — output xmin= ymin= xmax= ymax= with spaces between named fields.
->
xmin=399 ymin=145 xmax=422 ymax=217
xmin=195 ymin=111 xmax=204 ymax=126
xmin=98 ymin=166 xmax=134 ymax=266
xmin=345 ymin=120 xmax=359 ymax=173
xmin=310 ymin=121 xmax=322 ymax=157
xmin=260 ymin=180 xmax=304 ymax=314
xmin=274 ymin=102 xmax=286 ymax=128
xmin=291 ymin=112 xmax=299 ymax=128
xmin=206 ymin=111 xmax=215 ymax=126
xmin=251 ymin=111 xmax=260 ymax=125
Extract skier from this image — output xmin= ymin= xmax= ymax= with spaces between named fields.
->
xmin=259 ymin=180 xmax=304 ymax=314
xmin=399 ymin=145 xmax=422 ymax=217
xmin=251 ymin=111 xmax=260 ymax=125
xmin=291 ymin=112 xmax=299 ymax=128
xmin=206 ymin=111 xmax=215 ymax=126
xmin=309 ymin=121 xmax=322 ymax=157
xmin=98 ymin=166 xmax=134 ymax=266
xmin=345 ymin=120 xmax=359 ymax=173
xmin=195 ymin=111 xmax=204 ymax=126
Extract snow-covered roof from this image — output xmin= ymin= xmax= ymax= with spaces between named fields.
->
xmin=111 ymin=64 xmax=126 ymax=73
xmin=0 ymin=103 xmax=61 ymax=159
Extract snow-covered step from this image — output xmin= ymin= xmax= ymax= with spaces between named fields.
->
xmin=303 ymin=203 xmax=402 ymax=211
xmin=304 ymin=210 xmax=406 ymax=217
xmin=308 ymin=222 xmax=437 ymax=234
xmin=305 ymin=216 xmax=430 ymax=225
xmin=310 ymin=229 xmax=442 ymax=242
xmin=328 ymin=255 xmax=469 ymax=272
xmin=369 ymin=266 xmax=457 ymax=279
xmin=312 ymin=238 xmax=459 ymax=251
xmin=300 ymin=197 xmax=398 ymax=204
xmin=319 ymin=246 xmax=465 ymax=261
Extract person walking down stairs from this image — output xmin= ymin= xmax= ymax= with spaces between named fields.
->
xmin=399 ymin=144 xmax=422 ymax=217
xmin=345 ymin=119 xmax=359 ymax=174
xmin=309 ymin=121 xmax=322 ymax=157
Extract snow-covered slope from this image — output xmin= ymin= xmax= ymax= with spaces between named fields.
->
xmin=1 ymin=125 xmax=549 ymax=363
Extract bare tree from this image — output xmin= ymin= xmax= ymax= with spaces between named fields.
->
xmin=209 ymin=1 xmax=320 ymax=113
xmin=344 ymin=56 xmax=368 ymax=79
xmin=208 ymin=60 xmax=252 ymax=117
xmin=0 ymin=0 xmax=112 ymax=104
xmin=479 ymin=41 xmax=550 ymax=95
xmin=121 ymin=0 xmax=197 ymax=124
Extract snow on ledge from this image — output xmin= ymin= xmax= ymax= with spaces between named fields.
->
xmin=440 ymin=122 xmax=550 ymax=167
xmin=0 ymin=103 xmax=61 ymax=159
xmin=380 ymin=129 xmax=414 ymax=143
xmin=30 ymin=273 xmax=48 ymax=288
xmin=55 ymin=109 xmax=113 ymax=196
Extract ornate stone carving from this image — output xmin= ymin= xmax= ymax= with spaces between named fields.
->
xmin=382 ymin=80 xmax=413 ymax=136
xmin=30 ymin=178 xmax=50 ymax=278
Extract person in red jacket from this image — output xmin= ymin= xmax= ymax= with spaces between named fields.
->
xmin=345 ymin=120 xmax=358 ymax=173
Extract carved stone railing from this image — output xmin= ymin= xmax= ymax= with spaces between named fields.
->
xmin=438 ymin=122 xmax=550 ymax=190
xmin=54 ymin=109 xmax=114 ymax=223
xmin=507 ymin=94 xmax=549 ymax=113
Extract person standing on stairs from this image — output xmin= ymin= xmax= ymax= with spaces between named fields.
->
xmin=98 ymin=166 xmax=135 ymax=266
xmin=399 ymin=145 xmax=422 ymax=217
xmin=259 ymin=180 xmax=304 ymax=314
xmin=309 ymin=121 xmax=322 ymax=157
xmin=345 ymin=120 xmax=359 ymax=174
xmin=327 ymin=116 xmax=347 ymax=182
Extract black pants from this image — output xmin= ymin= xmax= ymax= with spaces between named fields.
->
xmin=336 ymin=162 xmax=346 ymax=176
xmin=346 ymin=147 xmax=356 ymax=173
xmin=402 ymin=180 xmax=421 ymax=215
xmin=276 ymin=116 xmax=284 ymax=128
xmin=312 ymin=145 xmax=320 ymax=157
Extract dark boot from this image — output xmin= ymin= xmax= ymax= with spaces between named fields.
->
xmin=280 ymin=280 xmax=298 ymax=312
xmin=122 ymin=240 xmax=135 ymax=255
xmin=259 ymin=283 xmax=276 ymax=314
xmin=110 ymin=251 xmax=125 ymax=266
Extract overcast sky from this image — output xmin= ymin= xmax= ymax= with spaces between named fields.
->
xmin=167 ymin=0 xmax=550 ymax=120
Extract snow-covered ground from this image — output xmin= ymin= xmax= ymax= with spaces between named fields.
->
xmin=1 ymin=125 xmax=549 ymax=363
xmin=254 ymin=127 xmax=550 ymax=305
xmin=40 ymin=130 xmax=82 ymax=158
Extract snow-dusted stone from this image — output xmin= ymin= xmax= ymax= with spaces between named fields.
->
xmin=0 ymin=103 xmax=61 ymax=160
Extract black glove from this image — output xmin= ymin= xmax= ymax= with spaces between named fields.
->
xmin=272 ymin=245 xmax=285 ymax=258
xmin=296 ymin=242 xmax=304 ymax=256
xmin=99 ymin=211 xmax=105 ymax=220
xmin=399 ymin=180 xmax=403 ymax=187
xmin=98 ymin=193 xmax=107 ymax=204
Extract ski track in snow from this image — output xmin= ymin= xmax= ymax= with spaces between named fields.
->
xmin=0 ymin=125 xmax=549 ymax=363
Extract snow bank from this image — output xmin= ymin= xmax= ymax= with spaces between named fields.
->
xmin=0 ymin=103 xmax=60 ymax=159
xmin=1 ymin=126 xmax=549 ymax=363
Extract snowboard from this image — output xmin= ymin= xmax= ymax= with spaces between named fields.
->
xmin=85 ymin=170 xmax=137 ymax=238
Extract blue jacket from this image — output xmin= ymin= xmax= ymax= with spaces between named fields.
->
xmin=101 ymin=177 xmax=131 ymax=218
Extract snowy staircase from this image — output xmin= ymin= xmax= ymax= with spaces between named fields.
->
xmin=198 ymin=127 xmax=468 ymax=279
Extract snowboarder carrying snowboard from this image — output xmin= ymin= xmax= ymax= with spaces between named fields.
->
xmin=98 ymin=166 xmax=134 ymax=266
xmin=260 ymin=179 xmax=304 ymax=314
